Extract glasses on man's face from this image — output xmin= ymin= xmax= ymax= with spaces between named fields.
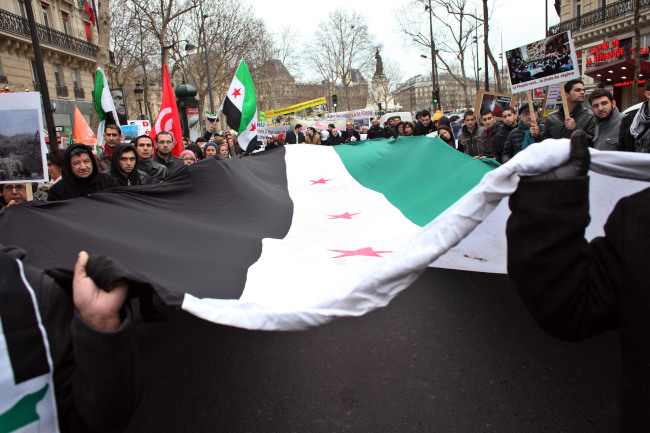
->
xmin=3 ymin=185 xmax=26 ymax=192
xmin=158 ymin=140 xmax=173 ymax=145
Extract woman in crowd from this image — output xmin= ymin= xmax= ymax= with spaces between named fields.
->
xmin=403 ymin=122 xmax=414 ymax=136
xmin=218 ymin=144 xmax=230 ymax=158
xmin=180 ymin=149 xmax=197 ymax=165
xmin=396 ymin=122 xmax=405 ymax=136
xmin=305 ymin=127 xmax=321 ymax=145
xmin=204 ymin=142 xmax=219 ymax=158
xmin=436 ymin=125 xmax=456 ymax=148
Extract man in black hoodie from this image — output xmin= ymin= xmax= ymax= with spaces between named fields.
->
xmin=109 ymin=144 xmax=151 ymax=186
xmin=47 ymin=144 xmax=118 ymax=201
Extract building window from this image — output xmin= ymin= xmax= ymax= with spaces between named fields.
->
xmin=61 ymin=12 xmax=69 ymax=34
xmin=41 ymin=3 xmax=50 ymax=27
xmin=53 ymin=64 xmax=64 ymax=86
xmin=71 ymin=68 xmax=80 ymax=88
xmin=17 ymin=0 xmax=26 ymax=18
xmin=574 ymin=0 xmax=581 ymax=18
xmin=84 ymin=22 xmax=92 ymax=42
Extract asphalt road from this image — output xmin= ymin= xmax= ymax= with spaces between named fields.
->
xmin=125 ymin=268 xmax=620 ymax=433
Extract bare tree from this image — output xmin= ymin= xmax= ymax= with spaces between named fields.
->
xmin=397 ymin=0 xmax=478 ymax=108
xmin=308 ymin=9 xmax=378 ymax=110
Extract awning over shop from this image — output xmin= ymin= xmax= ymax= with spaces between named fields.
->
xmin=585 ymin=58 xmax=650 ymax=85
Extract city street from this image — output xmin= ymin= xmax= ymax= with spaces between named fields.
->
xmin=126 ymin=267 xmax=619 ymax=433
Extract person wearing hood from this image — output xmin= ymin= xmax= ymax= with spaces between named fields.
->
xmin=589 ymin=88 xmax=624 ymax=151
xmin=110 ymin=143 xmax=151 ymax=186
xmin=133 ymin=135 xmax=168 ymax=183
xmin=47 ymin=144 xmax=119 ymax=201
xmin=502 ymin=103 xmax=544 ymax=164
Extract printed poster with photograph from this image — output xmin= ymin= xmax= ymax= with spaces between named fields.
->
xmin=505 ymin=31 xmax=580 ymax=94
xmin=0 ymin=92 xmax=49 ymax=183
xmin=475 ymin=91 xmax=514 ymax=119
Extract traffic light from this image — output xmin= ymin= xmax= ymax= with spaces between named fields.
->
xmin=432 ymin=88 xmax=439 ymax=104
xmin=332 ymin=94 xmax=338 ymax=108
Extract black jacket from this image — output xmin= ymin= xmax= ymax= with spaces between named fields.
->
xmin=325 ymin=133 xmax=343 ymax=146
xmin=110 ymin=144 xmax=151 ymax=186
xmin=543 ymin=104 xmax=596 ymax=146
xmin=342 ymin=128 xmax=360 ymax=143
xmin=457 ymin=124 xmax=484 ymax=157
xmin=284 ymin=130 xmax=305 ymax=144
xmin=501 ymin=121 xmax=544 ymax=163
xmin=507 ymin=177 xmax=650 ymax=431
xmin=153 ymin=153 xmax=185 ymax=177
xmin=48 ymin=144 xmax=119 ymax=201
xmin=413 ymin=121 xmax=435 ymax=136
xmin=367 ymin=125 xmax=384 ymax=139
xmin=618 ymin=102 xmax=650 ymax=152
xmin=480 ymin=120 xmax=510 ymax=163
xmin=138 ymin=158 xmax=168 ymax=184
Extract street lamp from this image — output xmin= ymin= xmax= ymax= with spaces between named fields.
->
xmin=424 ymin=0 xmax=440 ymax=111
xmin=200 ymin=2 xmax=216 ymax=115
xmin=133 ymin=82 xmax=144 ymax=118
xmin=161 ymin=40 xmax=196 ymax=85
xmin=472 ymin=36 xmax=481 ymax=91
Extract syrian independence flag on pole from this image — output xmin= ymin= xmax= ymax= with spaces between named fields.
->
xmin=93 ymin=67 xmax=120 ymax=153
xmin=150 ymin=65 xmax=183 ymax=157
xmin=221 ymin=60 xmax=258 ymax=152
xmin=1 ymin=137 xmax=649 ymax=330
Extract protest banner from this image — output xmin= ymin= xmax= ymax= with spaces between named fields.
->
xmin=128 ymin=119 xmax=151 ymax=136
xmin=542 ymin=83 xmax=563 ymax=117
xmin=289 ymin=118 xmax=346 ymax=131
xmin=263 ymin=97 xmax=327 ymax=118
xmin=323 ymin=108 xmax=376 ymax=121
xmin=474 ymin=91 xmax=514 ymax=119
xmin=0 ymin=93 xmax=48 ymax=183
xmin=505 ymin=31 xmax=579 ymax=103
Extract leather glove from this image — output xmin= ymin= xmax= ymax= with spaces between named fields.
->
xmin=526 ymin=129 xmax=590 ymax=180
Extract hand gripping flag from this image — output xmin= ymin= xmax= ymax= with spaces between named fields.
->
xmin=93 ymin=68 xmax=120 ymax=153
xmin=150 ymin=65 xmax=183 ymax=157
xmin=73 ymin=105 xmax=96 ymax=147
xmin=221 ymin=60 xmax=258 ymax=152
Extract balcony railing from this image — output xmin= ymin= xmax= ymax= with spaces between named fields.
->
xmin=550 ymin=0 xmax=650 ymax=35
xmin=74 ymin=86 xmax=85 ymax=99
xmin=0 ymin=8 xmax=98 ymax=58
xmin=0 ymin=75 xmax=7 ymax=84
xmin=56 ymin=84 xmax=68 ymax=97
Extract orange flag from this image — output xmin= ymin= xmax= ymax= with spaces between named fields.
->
xmin=73 ymin=105 xmax=97 ymax=147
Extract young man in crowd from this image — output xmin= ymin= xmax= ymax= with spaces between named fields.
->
xmin=501 ymin=106 xmax=519 ymax=136
xmin=501 ymin=103 xmax=543 ymax=164
xmin=543 ymin=79 xmax=596 ymax=146
xmin=285 ymin=124 xmax=305 ymax=144
xmin=96 ymin=124 xmax=124 ymax=172
xmin=48 ymin=144 xmax=119 ymax=201
xmin=457 ymin=110 xmax=483 ymax=156
xmin=110 ymin=143 xmax=151 ymax=186
xmin=588 ymin=88 xmax=624 ymax=151
xmin=478 ymin=108 xmax=509 ymax=163
xmin=153 ymin=131 xmax=185 ymax=176
xmin=367 ymin=118 xmax=384 ymax=139
xmin=413 ymin=110 xmax=436 ymax=136
xmin=133 ymin=135 xmax=168 ymax=184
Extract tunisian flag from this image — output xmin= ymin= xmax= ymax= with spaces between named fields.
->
xmin=150 ymin=65 xmax=183 ymax=157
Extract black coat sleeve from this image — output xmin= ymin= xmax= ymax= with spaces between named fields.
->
xmin=506 ymin=177 xmax=619 ymax=341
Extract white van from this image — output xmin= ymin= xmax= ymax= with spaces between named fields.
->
xmin=379 ymin=112 xmax=413 ymax=124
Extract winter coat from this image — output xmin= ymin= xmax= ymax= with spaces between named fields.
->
xmin=543 ymin=104 xmax=596 ymax=146
xmin=502 ymin=120 xmax=544 ymax=164
xmin=457 ymin=124 xmax=484 ymax=157
xmin=593 ymin=108 xmax=624 ymax=151
xmin=110 ymin=143 xmax=152 ymax=186
xmin=479 ymin=120 xmax=510 ymax=163
xmin=367 ymin=125 xmax=384 ymax=139
xmin=138 ymin=158 xmax=169 ymax=184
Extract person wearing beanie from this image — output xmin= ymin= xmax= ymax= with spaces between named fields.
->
xmin=203 ymin=142 xmax=219 ymax=157
xmin=502 ymin=103 xmax=544 ymax=164
xmin=180 ymin=149 xmax=197 ymax=165
xmin=432 ymin=110 xmax=444 ymax=128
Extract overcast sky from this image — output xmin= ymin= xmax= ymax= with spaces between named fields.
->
xmin=261 ymin=0 xmax=555 ymax=84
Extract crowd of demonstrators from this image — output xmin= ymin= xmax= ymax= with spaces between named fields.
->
xmin=543 ymin=79 xmax=596 ymax=145
xmin=508 ymin=45 xmax=574 ymax=85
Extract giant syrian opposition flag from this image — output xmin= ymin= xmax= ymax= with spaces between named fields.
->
xmin=0 ymin=136 xmax=649 ymax=330
xmin=221 ymin=60 xmax=258 ymax=152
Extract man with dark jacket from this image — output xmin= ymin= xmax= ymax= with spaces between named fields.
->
xmin=507 ymin=130 xmax=650 ymax=431
xmin=457 ymin=110 xmax=483 ymax=156
xmin=413 ymin=110 xmax=436 ymax=136
xmin=110 ymin=144 xmax=151 ymax=186
xmin=618 ymin=79 xmax=650 ymax=152
xmin=342 ymin=122 xmax=360 ymax=143
xmin=367 ymin=119 xmax=384 ymax=139
xmin=153 ymin=131 xmax=185 ymax=176
xmin=502 ymin=106 xmax=519 ymax=136
xmin=589 ymin=88 xmax=624 ymax=151
xmin=502 ymin=103 xmax=543 ymax=163
xmin=0 ymin=246 xmax=141 ymax=432
xmin=96 ymin=124 xmax=123 ymax=172
xmin=133 ymin=135 xmax=168 ymax=183
xmin=285 ymin=124 xmax=305 ymax=144
xmin=543 ymin=79 xmax=596 ymax=146
xmin=47 ymin=144 xmax=119 ymax=201
xmin=477 ymin=109 xmax=509 ymax=162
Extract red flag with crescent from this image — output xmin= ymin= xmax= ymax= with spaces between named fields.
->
xmin=150 ymin=65 xmax=183 ymax=157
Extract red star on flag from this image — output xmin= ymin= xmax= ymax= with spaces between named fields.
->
xmin=328 ymin=212 xmax=361 ymax=219
xmin=250 ymin=123 xmax=256 ymax=132
xmin=328 ymin=247 xmax=393 ymax=258
xmin=232 ymin=88 xmax=242 ymax=98
xmin=310 ymin=178 xmax=331 ymax=185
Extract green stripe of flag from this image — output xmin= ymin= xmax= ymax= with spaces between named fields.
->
xmin=0 ymin=384 xmax=48 ymax=433
xmin=235 ymin=61 xmax=256 ymax=135
xmin=334 ymin=136 xmax=499 ymax=226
